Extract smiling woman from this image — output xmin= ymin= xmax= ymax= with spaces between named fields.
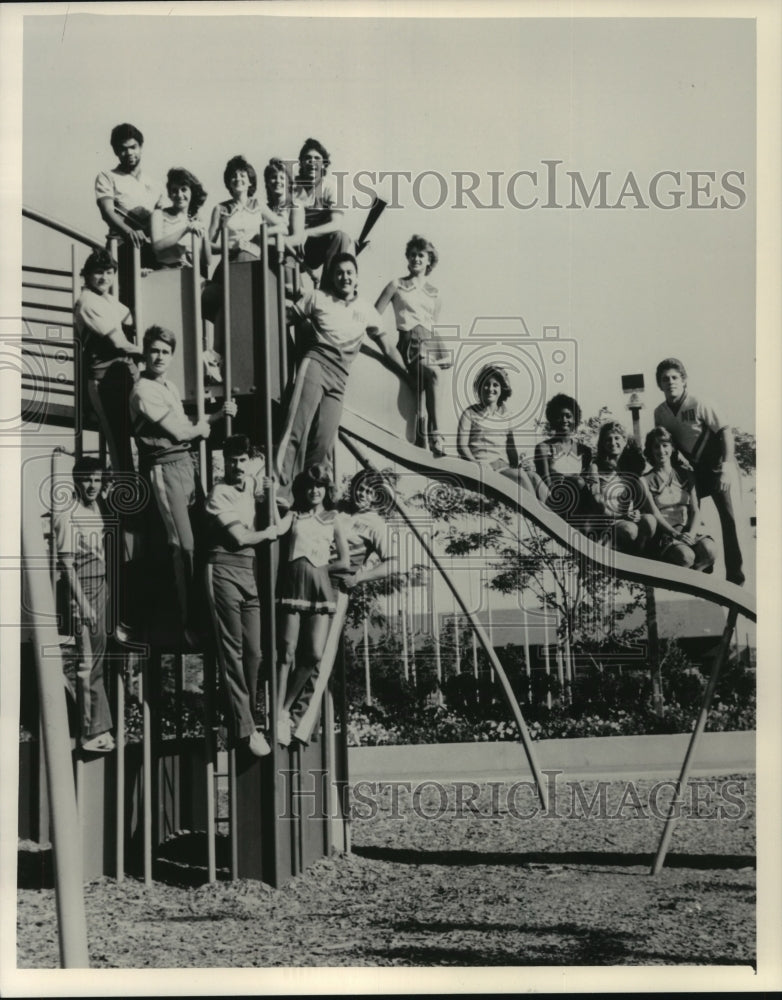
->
xmin=150 ymin=167 xmax=211 ymax=274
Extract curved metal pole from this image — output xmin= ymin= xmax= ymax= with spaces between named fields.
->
xmin=22 ymin=507 xmax=90 ymax=968
xmin=339 ymin=431 xmax=549 ymax=810
xmin=23 ymin=204 xmax=104 ymax=250
xmin=651 ymin=606 xmax=739 ymax=874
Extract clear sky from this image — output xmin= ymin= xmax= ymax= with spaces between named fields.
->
xmin=21 ymin=9 xmax=756 ymax=433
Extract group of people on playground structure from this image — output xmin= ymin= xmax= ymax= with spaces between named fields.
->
xmin=60 ymin=122 xmax=746 ymax=755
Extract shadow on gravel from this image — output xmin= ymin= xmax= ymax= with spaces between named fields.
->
xmin=353 ymin=845 xmax=756 ymax=871
xmin=18 ymin=832 xmax=232 ymax=890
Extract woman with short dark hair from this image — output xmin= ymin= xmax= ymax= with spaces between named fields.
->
xmin=457 ymin=364 xmax=547 ymax=499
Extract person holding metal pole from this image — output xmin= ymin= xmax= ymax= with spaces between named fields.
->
xmin=292 ymin=468 xmax=399 ymax=743
xmin=204 ymin=436 xmax=285 ymax=757
xmin=129 ymin=325 xmax=235 ymax=645
xmin=74 ymin=247 xmax=142 ymax=478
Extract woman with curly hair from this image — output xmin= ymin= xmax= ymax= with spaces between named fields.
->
xmin=534 ymin=393 xmax=593 ymax=523
xmin=586 ymin=421 xmax=656 ymax=554
xmin=375 ymin=235 xmax=451 ymax=457
xmin=457 ymin=364 xmax=547 ymax=499
xmin=642 ymin=427 xmax=716 ymax=571
xmin=151 ymin=167 xmax=211 ymax=273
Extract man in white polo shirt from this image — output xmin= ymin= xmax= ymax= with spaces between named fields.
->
xmin=275 ymin=253 xmax=406 ymax=508
xmin=653 ymin=357 xmax=744 ymax=585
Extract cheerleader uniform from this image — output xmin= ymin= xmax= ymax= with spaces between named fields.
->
xmin=277 ymin=509 xmax=338 ymax=614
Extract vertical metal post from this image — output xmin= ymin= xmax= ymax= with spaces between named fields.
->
xmin=646 ymin=584 xmax=663 ymax=715
xmin=229 ymin=747 xmax=238 ymax=880
xmin=472 ymin=630 xmax=479 ymax=680
xmin=542 ymin=611 xmax=552 ymax=709
xmin=115 ymin=656 xmax=126 ymax=882
xmin=427 ymin=542 xmax=442 ymax=703
xmin=276 ymin=232 xmax=288 ymax=391
xmin=453 ymin=611 xmax=461 ymax=675
xmin=173 ymin=653 xmax=183 ymax=834
xmin=70 ymin=246 xmax=84 ymax=460
xmin=221 ymin=224 xmax=233 ymax=436
xmin=257 ymin=222 xmax=281 ymax=882
xmin=141 ymin=655 xmax=152 ymax=886
xmin=651 ymin=607 xmax=739 ymax=874
xmin=363 ymin=617 xmax=372 ymax=706
xmin=22 ymin=510 xmax=90 ymax=968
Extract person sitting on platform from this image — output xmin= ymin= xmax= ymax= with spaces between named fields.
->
xmin=53 ymin=457 xmax=114 ymax=753
xmin=375 ymin=235 xmax=452 ymax=458
xmin=642 ymin=427 xmax=717 ymax=573
xmin=150 ymin=168 xmax=211 ymax=274
xmin=275 ymin=465 xmax=350 ymax=747
xmin=534 ymin=393 xmax=593 ymax=526
xmin=457 ymin=363 xmax=548 ymax=500
xmin=653 ymin=357 xmax=745 ymax=585
xmin=204 ymin=435 xmax=285 ymax=757
xmin=95 ymin=123 xmax=162 ymax=277
xmin=290 ymin=137 xmax=353 ymax=291
xmin=586 ymin=422 xmax=656 ymax=555
xmin=129 ymin=325 xmax=236 ymax=645
xmin=74 ymin=248 xmax=142 ymax=478
xmin=275 ymin=252 xmax=406 ymax=509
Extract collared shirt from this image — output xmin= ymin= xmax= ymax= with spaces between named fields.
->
xmin=129 ymin=374 xmax=190 ymax=464
xmin=52 ymin=495 xmax=106 ymax=582
xmin=338 ymin=509 xmax=389 ymax=570
xmin=293 ymin=289 xmax=380 ymax=380
xmin=206 ymin=464 xmax=266 ymax=557
xmin=74 ymin=288 xmax=135 ymax=380
xmin=386 ymin=276 xmax=440 ymax=333
xmin=292 ymin=175 xmax=341 ymax=229
xmin=94 ymin=166 xmax=162 ymax=235
xmin=653 ymin=392 xmax=726 ymax=470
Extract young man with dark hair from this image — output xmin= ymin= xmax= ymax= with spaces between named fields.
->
xmin=74 ymin=247 xmax=142 ymax=476
xmin=53 ymin=457 xmax=114 ymax=752
xmin=204 ymin=437 xmax=283 ymax=756
xmin=275 ymin=253 xmax=406 ymax=508
xmin=129 ymin=325 xmax=236 ymax=641
xmin=653 ymin=357 xmax=745 ymax=585
xmin=290 ymin=137 xmax=353 ymax=289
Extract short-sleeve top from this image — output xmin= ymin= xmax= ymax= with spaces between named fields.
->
xmin=292 ymin=175 xmax=340 ymax=229
xmin=215 ymin=198 xmax=264 ymax=258
xmin=293 ymin=289 xmax=380 ymax=380
xmin=153 ymin=211 xmax=195 ymax=268
xmin=537 ymin=439 xmax=592 ymax=476
xmin=385 ymin=277 xmax=440 ymax=334
xmin=653 ymin=392 xmax=726 ymax=471
xmin=129 ymin=375 xmax=190 ymax=465
xmin=206 ymin=466 xmax=265 ymax=559
xmin=288 ymin=510 xmax=336 ymax=567
xmin=338 ymin=510 xmax=389 ymax=571
xmin=74 ymin=288 xmax=136 ymax=381
xmin=459 ymin=405 xmax=513 ymax=469
xmin=643 ymin=467 xmax=694 ymax=531
xmin=94 ymin=167 xmax=162 ymax=236
xmin=593 ymin=463 xmax=639 ymax=520
xmin=52 ymin=495 xmax=106 ymax=582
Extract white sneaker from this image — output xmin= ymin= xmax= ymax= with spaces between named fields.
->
xmin=276 ymin=713 xmax=292 ymax=747
xmin=248 ymin=730 xmax=271 ymax=757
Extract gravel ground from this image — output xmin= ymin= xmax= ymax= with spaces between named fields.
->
xmin=16 ymin=775 xmax=755 ymax=969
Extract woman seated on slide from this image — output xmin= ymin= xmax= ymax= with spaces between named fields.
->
xmin=150 ymin=168 xmax=211 ymax=274
xmin=586 ymin=421 xmax=656 ymax=554
xmin=534 ymin=393 xmax=593 ymax=523
xmin=642 ymin=427 xmax=716 ymax=571
xmin=457 ymin=364 xmax=547 ymax=500
xmin=375 ymin=235 xmax=451 ymax=458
